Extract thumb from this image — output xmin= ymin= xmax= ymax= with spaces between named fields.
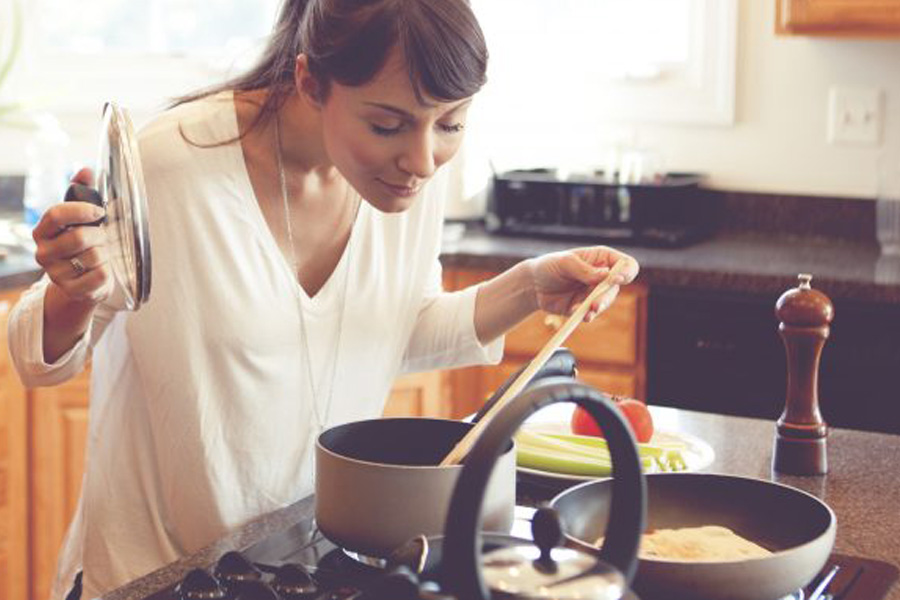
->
xmin=71 ymin=167 xmax=95 ymax=187
xmin=566 ymin=253 xmax=610 ymax=285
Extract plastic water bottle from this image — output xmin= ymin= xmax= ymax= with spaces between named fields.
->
xmin=23 ymin=113 xmax=71 ymax=227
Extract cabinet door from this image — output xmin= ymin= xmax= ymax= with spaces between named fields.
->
xmin=444 ymin=267 xmax=646 ymax=416
xmin=482 ymin=362 xmax=638 ymax=405
xmin=777 ymin=0 xmax=900 ymax=36
xmin=504 ymin=292 xmax=640 ymax=366
xmin=0 ymin=291 xmax=28 ymax=600
xmin=383 ymin=372 xmax=448 ymax=417
xmin=30 ymin=371 xmax=90 ymax=600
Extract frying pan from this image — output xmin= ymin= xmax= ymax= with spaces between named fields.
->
xmin=551 ymin=472 xmax=836 ymax=600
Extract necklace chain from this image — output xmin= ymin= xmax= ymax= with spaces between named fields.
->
xmin=275 ymin=114 xmax=354 ymax=434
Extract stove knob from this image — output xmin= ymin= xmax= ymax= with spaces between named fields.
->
xmin=356 ymin=566 xmax=421 ymax=600
xmin=231 ymin=580 xmax=278 ymax=600
xmin=270 ymin=563 xmax=318 ymax=598
xmin=214 ymin=551 xmax=262 ymax=596
xmin=175 ymin=568 xmax=226 ymax=600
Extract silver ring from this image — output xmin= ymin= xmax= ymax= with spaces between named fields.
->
xmin=70 ymin=257 xmax=87 ymax=277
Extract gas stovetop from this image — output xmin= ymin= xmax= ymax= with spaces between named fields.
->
xmin=138 ymin=496 xmax=898 ymax=600
xmin=143 ymin=517 xmax=378 ymax=600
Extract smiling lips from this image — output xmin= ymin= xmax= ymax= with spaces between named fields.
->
xmin=378 ymin=179 xmax=422 ymax=198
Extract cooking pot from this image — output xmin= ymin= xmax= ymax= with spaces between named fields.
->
xmin=551 ymin=472 xmax=836 ymax=600
xmin=316 ymin=416 xmax=517 ymax=560
xmin=358 ymin=378 xmax=647 ymax=600
xmin=315 ymin=349 xmax=578 ymax=560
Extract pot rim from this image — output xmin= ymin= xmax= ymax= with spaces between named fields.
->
xmin=316 ymin=417 xmax=515 ymax=472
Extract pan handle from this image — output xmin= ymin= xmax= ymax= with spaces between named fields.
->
xmin=440 ymin=378 xmax=646 ymax=600
xmin=470 ymin=347 xmax=577 ymax=424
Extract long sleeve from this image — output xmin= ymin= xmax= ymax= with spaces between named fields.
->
xmin=7 ymin=275 xmax=118 ymax=387
xmin=399 ymin=258 xmax=503 ymax=374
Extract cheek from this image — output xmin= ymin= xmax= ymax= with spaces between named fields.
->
xmin=436 ymin=135 xmax=465 ymax=168
xmin=322 ymin=110 xmax=384 ymax=174
xmin=345 ymin=138 xmax=389 ymax=174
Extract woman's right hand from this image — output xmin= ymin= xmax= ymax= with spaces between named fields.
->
xmin=33 ymin=168 xmax=113 ymax=306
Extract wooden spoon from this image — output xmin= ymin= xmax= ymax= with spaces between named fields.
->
xmin=439 ymin=259 xmax=631 ymax=466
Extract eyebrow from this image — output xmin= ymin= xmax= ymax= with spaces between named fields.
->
xmin=363 ymin=99 xmax=473 ymax=120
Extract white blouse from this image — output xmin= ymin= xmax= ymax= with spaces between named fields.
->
xmin=7 ymin=92 xmax=502 ymax=599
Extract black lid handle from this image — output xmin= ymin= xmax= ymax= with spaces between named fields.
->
xmin=440 ymin=378 xmax=646 ymax=600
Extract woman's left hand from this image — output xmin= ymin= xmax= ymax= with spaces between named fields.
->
xmin=528 ymin=246 xmax=639 ymax=322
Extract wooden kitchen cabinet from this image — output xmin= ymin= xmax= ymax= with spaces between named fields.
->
xmin=0 ymin=285 xmax=91 ymax=600
xmin=776 ymin=0 xmax=900 ymax=37
xmin=1 ymin=290 xmax=29 ymax=600
xmin=443 ymin=268 xmax=647 ymax=419
xmin=29 ymin=371 xmax=90 ymax=600
xmin=382 ymin=371 xmax=449 ymax=418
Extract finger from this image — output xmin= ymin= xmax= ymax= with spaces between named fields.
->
xmin=33 ymin=203 xmax=106 ymax=241
xmin=69 ymin=246 xmax=108 ymax=272
xmin=48 ymin=262 xmax=112 ymax=300
xmin=599 ymin=285 xmax=620 ymax=309
xmin=35 ymin=227 xmax=107 ymax=269
xmin=567 ymin=253 xmax=610 ymax=285
xmin=574 ymin=246 xmax=640 ymax=284
xmin=612 ymin=256 xmax=640 ymax=285
xmin=72 ymin=167 xmax=96 ymax=187
xmin=46 ymin=250 xmax=104 ymax=282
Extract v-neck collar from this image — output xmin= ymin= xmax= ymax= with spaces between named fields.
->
xmin=224 ymin=90 xmax=364 ymax=308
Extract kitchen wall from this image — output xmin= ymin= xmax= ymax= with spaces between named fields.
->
xmin=1 ymin=0 xmax=899 ymax=200
xmin=653 ymin=0 xmax=900 ymax=198
xmin=466 ymin=0 xmax=900 ymax=200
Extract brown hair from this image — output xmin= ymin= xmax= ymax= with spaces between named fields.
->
xmin=173 ymin=0 xmax=487 ymax=140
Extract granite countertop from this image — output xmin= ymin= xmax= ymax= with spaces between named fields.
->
xmin=0 ymin=246 xmax=40 ymax=292
xmin=102 ymin=407 xmax=900 ymax=600
xmin=440 ymin=226 xmax=900 ymax=304
xmin=4 ymin=225 xmax=900 ymax=304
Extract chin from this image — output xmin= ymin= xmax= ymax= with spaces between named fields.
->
xmin=364 ymin=189 xmax=421 ymax=213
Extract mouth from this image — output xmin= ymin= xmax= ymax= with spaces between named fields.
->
xmin=377 ymin=179 xmax=422 ymax=198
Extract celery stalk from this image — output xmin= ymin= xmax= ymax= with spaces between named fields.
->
xmin=516 ymin=430 xmax=689 ymax=474
xmin=541 ymin=431 xmax=667 ymax=459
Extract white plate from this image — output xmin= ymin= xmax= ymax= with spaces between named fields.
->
xmin=517 ymin=403 xmax=715 ymax=482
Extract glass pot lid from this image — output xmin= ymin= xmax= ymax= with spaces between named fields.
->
xmin=479 ymin=506 xmax=627 ymax=600
xmin=96 ymin=102 xmax=152 ymax=310
xmin=481 ymin=544 xmax=627 ymax=600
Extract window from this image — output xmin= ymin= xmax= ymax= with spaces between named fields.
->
xmin=458 ymin=0 xmax=737 ymax=177
xmin=22 ymin=0 xmax=281 ymax=114
xmin=471 ymin=0 xmax=737 ymax=126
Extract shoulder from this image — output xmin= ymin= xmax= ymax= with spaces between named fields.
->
xmin=137 ymin=91 xmax=239 ymax=175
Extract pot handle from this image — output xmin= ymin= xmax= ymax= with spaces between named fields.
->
xmin=440 ymin=378 xmax=646 ymax=600
xmin=471 ymin=347 xmax=577 ymax=424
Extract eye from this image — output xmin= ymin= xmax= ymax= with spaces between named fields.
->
xmin=439 ymin=122 xmax=465 ymax=134
xmin=370 ymin=122 xmax=405 ymax=136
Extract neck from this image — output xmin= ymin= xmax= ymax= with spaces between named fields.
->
xmin=275 ymin=92 xmax=337 ymax=178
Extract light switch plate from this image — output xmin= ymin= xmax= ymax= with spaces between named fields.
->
xmin=828 ymin=87 xmax=883 ymax=146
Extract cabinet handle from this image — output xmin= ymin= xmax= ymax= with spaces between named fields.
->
xmin=544 ymin=314 xmax=565 ymax=331
xmin=695 ymin=338 xmax=737 ymax=352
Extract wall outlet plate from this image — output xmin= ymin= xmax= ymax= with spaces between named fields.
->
xmin=827 ymin=87 xmax=883 ymax=146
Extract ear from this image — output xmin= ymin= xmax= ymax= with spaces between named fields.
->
xmin=294 ymin=54 xmax=323 ymax=107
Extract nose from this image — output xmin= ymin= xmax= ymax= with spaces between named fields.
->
xmin=397 ymin=131 xmax=436 ymax=179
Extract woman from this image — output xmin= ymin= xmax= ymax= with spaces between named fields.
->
xmin=8 ymin=0 xmax=639 ymax=597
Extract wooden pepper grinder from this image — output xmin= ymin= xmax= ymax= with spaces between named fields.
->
xmin=773 ymin=273 xmax=834 ymax=475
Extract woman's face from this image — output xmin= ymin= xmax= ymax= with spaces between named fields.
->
xmin=314 ymin=47 xmax=472 ymax=213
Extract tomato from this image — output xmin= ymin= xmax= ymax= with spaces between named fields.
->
xmin=570 ymin=404 xmax=604 ymax=437
xmin=617 ymin=399 xmax=654 ymax=443
xmin=570 ymin=398 xmax=655 ymax=443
